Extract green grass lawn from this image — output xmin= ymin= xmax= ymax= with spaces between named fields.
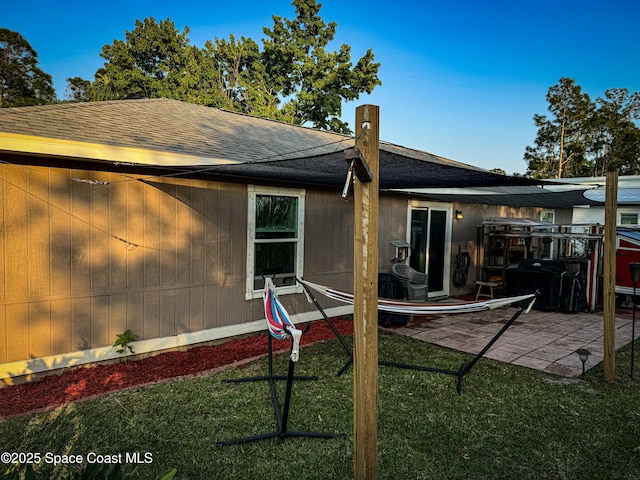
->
xmin=1 ymin=330 xmax=640 ymax=479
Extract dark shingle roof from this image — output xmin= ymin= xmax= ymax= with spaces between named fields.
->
xmin=0 ymin=98 xmax=541 ymax=189
xmin=0 ymin=98 xmax=349 ymax=163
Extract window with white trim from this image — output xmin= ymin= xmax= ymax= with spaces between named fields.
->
xmin=246 ymin=186 xmax=305 ymax=299
xmin=620 ymin=213 xmax=639 ymax=225
xmin=540 ymin=209 xmax=555 ymax=259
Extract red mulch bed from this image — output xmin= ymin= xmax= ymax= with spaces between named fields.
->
xmin=0 ymin=319 xmax=354 ymax=419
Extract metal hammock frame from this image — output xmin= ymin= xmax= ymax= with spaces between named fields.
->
xmin=298 ymin=278 xmax=537 ymax=394
xmin=216 ymin=277 xmax=345 ymax=446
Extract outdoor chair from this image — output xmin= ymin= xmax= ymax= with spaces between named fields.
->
xmin=392 ymin=263 xmax=428 ymax=301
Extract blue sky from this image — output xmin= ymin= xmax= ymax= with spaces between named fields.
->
xmin=4 ymin=0 xmax=640 ymax=174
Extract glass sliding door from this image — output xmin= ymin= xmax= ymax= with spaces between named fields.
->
xmin=407 ymin=202 xmax=452 ymax=298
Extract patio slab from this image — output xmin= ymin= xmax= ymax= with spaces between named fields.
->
xmin=390 ymin=306 xmax=635 ymax=377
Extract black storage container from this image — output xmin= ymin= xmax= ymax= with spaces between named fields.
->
xmin=507 ymin=259 xmax=587 ymax=312
xmin=378 ymin=273 xmax=407 ymax=327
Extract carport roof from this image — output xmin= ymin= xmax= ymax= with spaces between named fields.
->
xmin=400 ymin=186 xmax=602 ymax=208
xmin=0 ymin=98 xmax=544 ymax=190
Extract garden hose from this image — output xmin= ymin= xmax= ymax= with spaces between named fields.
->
xmin=453 ymin=250 xmax=471 ymax=288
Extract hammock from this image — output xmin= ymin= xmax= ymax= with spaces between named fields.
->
xmin=217 ymin=277 xmax=344 ymax=446
xmin=296 ymin=278 xmax=537 ymax=393
xmin=264 ymin=277 xmax=303 ymax=362
xmin=299 ymin=279 xmax=536 ymax=315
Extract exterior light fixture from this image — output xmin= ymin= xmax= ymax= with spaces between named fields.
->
xmin=576 ymin=348 xmax=591 ymax=375
xmin=628 ymin=262 xmax=640 ymax=378
xmin=455 ymin=210 xmax=463 ymax=220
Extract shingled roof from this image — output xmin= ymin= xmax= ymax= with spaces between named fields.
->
xmin=0 ymin=98 xmax=541 ymax=189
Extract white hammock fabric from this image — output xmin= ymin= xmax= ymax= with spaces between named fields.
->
xmin=299 ymin=279 xmax=536 ymax=315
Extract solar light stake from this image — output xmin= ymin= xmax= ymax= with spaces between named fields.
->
xmin=577 ymin=348 xmax=591 ymax=376
xmin=628 ymin=262 xmax=640 ymax=378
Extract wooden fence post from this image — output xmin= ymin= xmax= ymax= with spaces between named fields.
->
xmin=603 ymin=170 xmax=618 ymax=380
xmin=353 ymin=104 xmax=380 ymax=479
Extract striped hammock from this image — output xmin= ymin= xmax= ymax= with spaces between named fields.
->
xmin=264 ymin=277 xmax=303 ymax=362
xmin=299 ymin=279 xmax=536 ymax=315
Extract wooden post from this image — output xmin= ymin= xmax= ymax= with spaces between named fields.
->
xmin=603 ymin=170 xmax=618 ymax=380
xmin=353 ymin=105 xmax=380 ymax=479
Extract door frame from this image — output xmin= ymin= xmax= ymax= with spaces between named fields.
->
xmin=405 ymin=200 xmax=453 ymax=298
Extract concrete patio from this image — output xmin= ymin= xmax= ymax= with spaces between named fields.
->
xmin=391 ymin=306 xmax=636 ymax=377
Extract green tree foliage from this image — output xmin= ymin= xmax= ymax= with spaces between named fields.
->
xmin=96 ymin=17 xmax=196 ymax=101
xmin=260 ymin=0 xmax=381 ymax=132
xmin=65 ymin=76 xmax=91 ymax=102
xmin=591 ymin=88 xmax=640 ymax=175
xmin=0 ymin=28 xmax=55 ymax=107
xmin=525 ymin=77 xmax=640 ymax=178
xmin=80 ymin=0 xmax=380 ymax=133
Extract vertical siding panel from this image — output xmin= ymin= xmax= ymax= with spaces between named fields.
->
xmin=159 ymin=290 xmax=175 ymax=337
xmin=320 ymin=193 xmax=332 ymax=274
xmin=176 ymin=183 xmax=192 ymax=286
xmin=217 ymin=289 xmax=232 ymax=326
xmin=229 ymin=185 xmax=246 ymax=281
xmin=5 ymin=166 xmax=28 ymax=301
xmin=305 ymin=191 xmax=321 ymax=274
xmin=175 ymin=288 xmax=190 ymax=334
xmin=71 ymin=297 xmax=91 ymax=352
xmin=29 ymin=301 xmax=51 ymax=358
xmin=109 ymin=294 xmax=127 ymax=344
xmin=50 ymin=299 xmax=71 ymax=356
xmin=191 ymin=181 xmax=205 ymax=284
xmin=71 ymin=171 xmax=91 ymax=294
xmin=144 ymin=180 xmax=161 ymax=288
xmin=127 ymin=180 xmax=145 ymax=289
xmin=126 ymin=292 xmax=144 ymax=339
xmin=6 ymin=304 xmax=28 ymax=362
xmin=91 ymin=173 xmax=110 ymax=293
xmin=218 ymin=186 xmax=233 ymax=284
xmin=203 ymin=183 xmax=220 ymax=327
xmin=160 ymin=183 xmax=177 ymax=287
xmin=217 ymin=189 xmax=232 ymax=326
xmin=204 ymin=184 xmax=219 ymax=284
xmin=90 ymin=296 xmax=109 ymax=348
xmin=27 ymin=168 xmax=50 ymax=299
xmin=190 ymin=286 xmax=204 ymax=333
xmin=203 ymin=285 xmax=217 ymax=329
xmin=143 ymin=291 xmax=160 ymax=339
xmin=50 ymin=168 xmax=71 ymax=296
xmin=109 ymin=175 xmax=128 ymax=291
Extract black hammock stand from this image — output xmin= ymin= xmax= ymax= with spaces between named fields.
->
xmin=216 ymin=279 xmax=345 ymax=446
xmin=298 ymin=278 xmax=537 ymax=395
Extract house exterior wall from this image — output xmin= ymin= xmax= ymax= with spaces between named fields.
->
xmin=573 ymin=205 xmax=640 ymax=226
xmin=0 ymin=164 xmax=261 ymax=367
xmin=448 ymin=202 xmax=544 ymax=297
xmin=0 ymin=162 xmax=560 ymax=380
xmin=0 ymin=163 xmax=389 ymax=379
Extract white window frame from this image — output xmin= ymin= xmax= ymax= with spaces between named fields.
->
xmin=245 ymin=185 xmax=305 ymax=300
xmin=405 ymin=200 xmax=453 ymax=299
xmin=540 ymin=209 xmax=556 ymax=259
xmin=619 ymin=212 xmax=639 ymax=226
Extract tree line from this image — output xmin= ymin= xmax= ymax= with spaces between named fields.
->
xmin=2 ymin=3 xmax=639 ymax=175
xmin=524 ymin=77 xmax=640 ymax=178
xmin=0 ymin=0 xmax=381 ymax=134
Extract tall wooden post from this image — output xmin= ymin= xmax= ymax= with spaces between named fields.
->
xmin=353 ymin=105 xmax=380 ymax=479
xmin=603 ymin=170 xmax=618 ymax=380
